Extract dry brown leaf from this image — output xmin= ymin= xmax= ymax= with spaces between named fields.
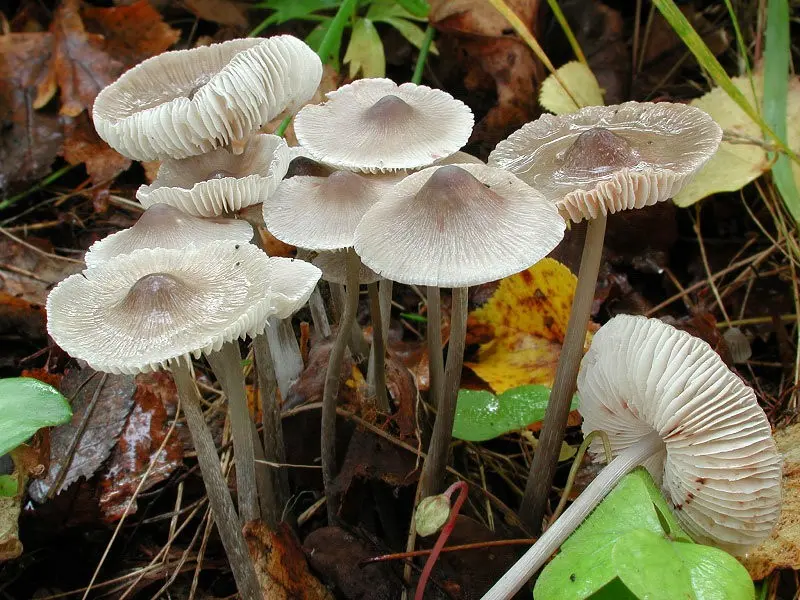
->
xmin=62 ymin=112 xmax=131 ymax=184
xmin=0 ymin=237 xmax=83 ymax=305
xmin=183 ymin=0 xmax=250 ymax=28
xmin=0 ymin=474 xmax=23 ymax=561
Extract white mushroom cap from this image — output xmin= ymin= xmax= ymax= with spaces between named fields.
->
xmin=353 ymin=164 xmax=565 ymax=287
xmin=294 ymin=78 xmax=474 ymax=173
xmin=93 ymin=36 xmax=322 ymax=161
xmin=84 ymin=204 xmax=254 ymax=267
xmin=263 ymin=170 xmax=397 ymax=250
xmin=46 ymin=242 xmax=321 ymax=374
xmin=578 ymin=314 xmax=781 ymax=554
xmin=312 ymin=251 xmax=380 ymax=285
xmin=489 ymin=102 xmax=722 ymax=222
xmin=137 ymin=134 xmax=292 ymax=217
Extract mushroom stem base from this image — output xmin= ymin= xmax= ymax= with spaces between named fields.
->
xmin=481 ymin=430 xmax=664 ymax=600
xmin=427 ymin=286 xmax=444 ymax=411
xmin=366 ymin=281 xmax=390 ymax=411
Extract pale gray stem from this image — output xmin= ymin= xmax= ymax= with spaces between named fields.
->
xmin=170 ymin=358 xmax=262 ymax=600
xmin=426 ymin=286 xmax=444 ymax=410
xmin=366 ymin=281 xmax=390 ymax=411
xmin=309 ymin=287 xmax=332 ymax=338
xmin=321 ymin=249 xmax=361 ymax=523
xmin=419 ymin=287 xmax=468 ymax=498
xmin=331 ymin=282 xmax=369 ymax=359
xmin=481 ymin=431 xmax=664 ymax=600
xmin=521 ymin=214 xmax=608 ymax=532
xmin=206 ymin=342 xmax=260 ymax=523
xmin=265 ymin=317 xmax=304 ymax=400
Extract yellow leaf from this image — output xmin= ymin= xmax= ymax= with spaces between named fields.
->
xmin=465 ymin=258 xmax=584 ymax=394
xmin=539 ymin=61 xmax=604 ymax=115
xmin=674 ymin=75 xmax=800 ymax=208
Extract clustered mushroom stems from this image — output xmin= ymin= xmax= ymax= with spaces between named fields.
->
xmin=330 ymin=281 xmax=369 ymax=358
xmin=520 ymin=212 xmax=608 ymax=531
xmin=170 ymin=357 xmax=263 ymax=600
xmin=321 ymin=248 xmax=362 ymax=522
xmin=263 ymin=317 xmax=304 ymax=399
xmin=426 ymin=286 xmax=444 ymax=410
xmin=366 ymin=278 xmax=392 ymax=409
xmin=366 ymin=281 xmax=390 ymax=411
xmin=482 ymin=430 xmax=664 ymax=600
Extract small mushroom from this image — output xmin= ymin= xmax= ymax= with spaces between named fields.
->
xmin=294 ymin=78 xmax=474 ymax=172
xmin=490 ymin=103 xmax=723 ymax=531
xmin=93 ymin=36 xmax=322 ymax=161
xmin=84 ymin=203 xmax=254 ymax=267
xmin=482 ymin=315 xmax=781 ymax=600
xmin=354 ymin=164 xmax=565 ymax=497
xmin=137 ymin=134 xmax=292 ymax=217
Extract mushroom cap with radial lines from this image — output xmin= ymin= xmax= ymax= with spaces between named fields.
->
xmin=353 ymin=164 xmax=565 ymax=288
xmin=264 ymin=170 xmax=399 ymax=250
xmin=46 ymin=242 xmax=321 ymax=374
xmin=578 ymin=314 xmax=781 ymax=555
xmin=294 ymin=78 xmax=474 ymax=173
xmin=488 ymin=102 xmax=722 ymax=222
xmin=92 ymin=36 xmax=322 ymax=161
xmin=137 ymin=134 xmax=292 ymax=217
xmin=84 ymin=204 xmax=253 ymax=267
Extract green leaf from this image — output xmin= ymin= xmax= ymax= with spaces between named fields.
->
xmin=252 ymin=0 xmax=340 ymax=22
xmin=382 ymin=18 xmax=438 ymax=55
xmin=344 ymin=18 xmax=386 ymax=78
xmin=396 ymin=0 xmax=430 ymax=18
xmin=0 ymin=475 xmax=18 ymax=498
xmin=0 ymin=378 xmax=72 ymax=457
xmin=306 ymin=21 xmax=344 ymax=69
xmin=365 ymin=0 xmax=427 ymax=21
xmin=452 ymin=385 xmax=578 ymax=442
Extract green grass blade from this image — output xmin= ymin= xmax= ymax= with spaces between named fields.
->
xmin=763 ymin=0 xmax=800 ymax=223
xmin=544 ymin=0 xmax=587 ymax=66
xmin=411 ymin=24 xmax=435 ymax=84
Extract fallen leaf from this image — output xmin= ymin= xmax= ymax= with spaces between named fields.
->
xmin=539 ymin=61 xmax=604 ymax=115
xmin=99 ymin=372 xmax=183 ymax=521
xmin=29 ymin=366 xmax=136 ymax=503
xmin=62 ymin=112 xmax=131 ymax=184
xmin=465 ymin=258 xmax=588 ymax=394
xmin=0 ymin=470 xmax=23 ymax=561
xmin=344 ymin=18 xmax=386 ymax=78
xmin=245 ymin=521 xmax=334 ymax=600
xmin=0 ymin=236 xmax=83 ymax=306
xmin=740 ymin=422 xmax=800 ymax=579
xmin=0 ymin=291 xmax=46 ymax=342
xmin=183 ymin=0 xmax=250 ymax=28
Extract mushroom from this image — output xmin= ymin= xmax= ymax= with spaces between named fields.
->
xmin=481 ymin=315 xmax=781 ymax=600
xmin=312 ymin=250 xmax=381 ymax=285
xmin=489 ymin=102 xmax=723 ymax=530
xmin=354 ymin=164 xmax=565 ymax=497
xmin=93 ymin=36 xmax=323 ymax=161
xmin=137 ymin=134 xmax=292 ymax=217
xmin=84 ymin=203 xmax=254 ymax=267
xmin=294 ymin=78 xmax=474 ymax=173
xmin=46 ymin=241 xmax=321 ymax=598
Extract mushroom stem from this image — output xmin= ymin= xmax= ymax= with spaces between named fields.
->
xmin=207 ymin=343 xmax=261 ymax=523
xmin=520 ymin=213 xmax=608 ymax=532
xmin=419 ymin=286 xmax=468 ymax=498
xmin=366 ymin=281 xmax=390 ymax=411
xmin=331 ymin=282 xmax=369 ymax=359
xmin=482 ymin=430 xmax=664 ymax=600
xmin=427 ymin=286 xmax=444 ymax=410
xmin=321 ymin=248 xmax=362 ymax=522
xmin=170 ymin=358 xmax=262 ymax=600
xmin=264 ymin=317 xmax=304 ymax=400
xmin=309 ymin=287 xmax=332 ymax=338
xmin=253 ymin=333 xmax=291 ymax=527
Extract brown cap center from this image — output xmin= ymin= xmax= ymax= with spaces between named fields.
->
xmin=117 ymin=273 xmax=195 ymax=320
xmin=415 ymin=166 xmax=503 ymax=208
xmin=321 ymin=170 xmax=371 ymax=199
xmin=561 ymin=127 xmax=640 ymax=177
xmin=286 ymin=157 xmax=333 ymax=179
xmin=365 ymin=95 xmax=414 ymax=122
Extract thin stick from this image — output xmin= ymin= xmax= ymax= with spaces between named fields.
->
xmin=367 ymin=281 xmax=390 ymax=411
xmin=207 ymin=343 xmax=260 ymax=523
xmin=550 ymin=430 xmax=612 ymax=523
xmin=362 ymin=538 xmax=540 ymax=565
xmin=321 ymin=249 xmax=361 ymax=522
xmin=427 ymin=286 xmax=444 ymax=410
xmin=170 ymin=358 xmax=262 ymax=600
xmin=520 ymin=214 xmax=607 ymax=533
xmin=419 ymin=287 xmax=468 ymax=498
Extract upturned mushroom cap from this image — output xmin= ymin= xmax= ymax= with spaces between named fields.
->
xmin=84 ymin=204 xmax=253 ymax=267
xmin=93 ymin=36 xmax=322 ymax=161
xmin=137 ymin=134 xmax=291 ymax=217
xmin=353 ymin=164 xmax=565 ymax=287
xmin=312 ymin=251 xmax=380 ymax=285
xmin=578 ymin=314 xmax=781 ymax=554
xmin=489 ymin=102 xmax=722 ymax=222
xmin=264 ymin=170 xmax=398 ymax=250
xmin=46 ymin=242 xmax=321 ymax=374
xmin=294 ymin=78 xmax=474 ymax=173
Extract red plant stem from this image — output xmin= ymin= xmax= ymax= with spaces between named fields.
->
xmin=361 ymin=538 xmax=539 ymax=565
xmin=414 ymin=481 xmax=469 ymax=600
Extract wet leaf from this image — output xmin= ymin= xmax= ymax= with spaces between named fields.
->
xmin=539 ymin=61 xmax=604 ymax=115
xmin=0 ymin=237 xmax=83 ymax=305
xmin=184 ymin=0 xmax=249 ymax=28
xmin=62 ymin=112 xmax=131 ymax=185
xmin=344 ymin=18 xmax=385 ymax=78
xmin=0 ymin=377 xmax=72 ymax=456
xmin=465 ymin=258 xmax=588 ymax=394
xmin=29 ymin=366 xmax=136 ymax=503
xmin=98 ymin=372 xmax=183 ymax=521
xmin=452 ymin=385 xmax=578 ymax=442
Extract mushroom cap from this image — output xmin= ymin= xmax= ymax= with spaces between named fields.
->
xmin=578 ymin=314 xmax=781 ymax=554
xmin=84 ymin=204 xmax=254 ymax=267
xmin=137 ymin=134 xmax=291 ymax=217
xmin=46 ymin=242 xmax=321 ymax=374
xmin=93 ymin=36 xmax=322 ymax=161
xmin=312 ymin=251 xmax=381 ymax=285
xmin=488 ymin=102 xmax=722 ymax=222
xmin=264 ymin=170 xmax=398 ymax=250
xmin=294 ymin=78 xmax=474 ymax=173
xmin=353 ymin=164 xmax=565 ymax=287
